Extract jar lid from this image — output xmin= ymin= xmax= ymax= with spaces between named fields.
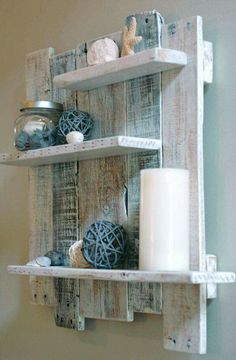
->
xmin=20 ymin=100 xmax=63 ymax=111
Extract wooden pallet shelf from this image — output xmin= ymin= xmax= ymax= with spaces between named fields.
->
xmin=8 ymin=265 xmax=236 ymax=284
xmin=4 ymin=10 xmax=230 ymax=354
xmin=0 ymin=136 xmax=161 ymax=166
xmin=53 ymin=47 xmax=187 ymax=91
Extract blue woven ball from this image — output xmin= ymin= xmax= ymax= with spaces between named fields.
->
xmin=82 ymin=221 xmax=126 ymax=269
xmin=57 ymin=109 xmax=93 ymax=143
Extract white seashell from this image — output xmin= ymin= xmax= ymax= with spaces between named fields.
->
xmin=69 ymin=240 xmax=91 ymax=268
xmin=87 ymin=38 xmax=119 ymax=66
xmin=26 ymin=259 xmax=40 ymax=267
xmin=66 ymin=131 xmax=84 ymax=144
xmin=35 ymin=256 xmax=51 ymax=267
xmin=23 ymin=121 xmax=44 ymax=135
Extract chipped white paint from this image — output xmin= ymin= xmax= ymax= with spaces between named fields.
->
xmin=206 ymin=254 xmax=217 ymax=299
xmin=53 ymin=47 xmax=187 ymax=91
xmin=7 ymin=265 xmax=236 ymax=284
xmin=0 ymin=136 xmax=161 ymax=166
xmin=162 ymin=16 xmax=207 ymax=354
xmin=203 ymin=41 xmax=213 ymax=84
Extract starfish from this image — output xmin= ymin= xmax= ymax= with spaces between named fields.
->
xmin=121 ymin=17 xmax=142 ymax=57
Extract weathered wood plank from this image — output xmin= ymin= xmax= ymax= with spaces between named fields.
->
xmin=162 ymin=16 xmax=207 ymax=354
xmin=50 ymin=50 xmax=84 ymax=330
xmin=26 ymin=48 xmax=56 ymax=305
xmin=53 ymin=47 xmax=187 ymax=91
xmin=8 ymin=266 xmax=236 ymax=283
xmin=76 ymin=35 xmax=133 ymax=322
xmin=0 ymin=137 xmax=161 ymax=167
xmin=51 ymin=50 xmax=76 ymax=110
xmin=26 ymin=48 xmax=54 ymax=101
xmin=206 ymin=254 xmax=217 ymax=299
xmin=125 ymin=11 xmax=162 ymax=314
xmin=204 ymin=41 xmax=213 ymax=85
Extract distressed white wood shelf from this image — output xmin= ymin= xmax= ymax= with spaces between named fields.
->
xmin=53 ymin=47 xmax=187 ymax=91
xmin=7 ymin=265 xmax=236 ymax=284
xmin=0 ymin=136 xmax=161 ymax=167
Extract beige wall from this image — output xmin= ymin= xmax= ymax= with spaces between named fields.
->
xmin=0 ymin=1 xmax=236 ymax=359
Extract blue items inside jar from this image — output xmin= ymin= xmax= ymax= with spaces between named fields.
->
xmin=14 ymin=100 xmax=63 ymax=151
xmin=15 ymin=124 xmax=57 ymax=151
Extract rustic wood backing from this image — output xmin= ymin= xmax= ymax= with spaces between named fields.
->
xmin=50 ymin=50 xmax=84 ymax=330
xmin=27 ymin=48 xmax=56 ymax=305
xmin=76 ymin=33 xmax=133 ymax=322
xmin=125 ymin=11 xmax=162 ymax=315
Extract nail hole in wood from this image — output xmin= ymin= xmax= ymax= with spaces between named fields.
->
xmin=145 ymin=18 xmax=149 ymax=23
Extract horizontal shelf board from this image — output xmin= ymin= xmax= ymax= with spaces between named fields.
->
xmin=53 ymin=47 xmax=187 ymax=91
xmin=8 ymin=265 xmax=236 ymax=284
xmin=0 ymin=136 xmax=161 ymax=167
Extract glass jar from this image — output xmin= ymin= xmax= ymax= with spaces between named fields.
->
xmin=14 ymin=100 xmax=63 ymax=151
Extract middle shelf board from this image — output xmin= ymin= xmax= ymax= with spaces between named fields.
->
xmin=0 ymin=136 xmax=161 ymax=167
xmin=8 ymin=265 xmax=236 ymax=284
xmin=53 ymin=47 xmax=187 ymax=91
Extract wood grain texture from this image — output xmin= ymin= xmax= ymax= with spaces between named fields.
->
xmin=26 ymin=48 xmax=56 ymax=305
xmin=53 ymin=47 xmax=187 ymax=91
xmin=26 ymin=48 xmax=54 ymax=101
xmin=162 ymin=16 xmax=207 ymax=353
xmin=0 ymin=137 xmax=161 ymax=166
xmin=125 ymin=11 xmax=162 ymax=314
xmin=50 ymin=50 xmax=84 ymax=330
xmin=76 ymin=36 xmax=133 ymax=322
xmin=8 ymin=266 xmax=235 ymax=283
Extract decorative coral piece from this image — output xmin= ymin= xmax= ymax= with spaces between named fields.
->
xmin=121 ymin=17 xmax=142 ymax=57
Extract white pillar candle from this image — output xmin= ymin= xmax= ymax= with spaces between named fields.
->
xmin=139 ymin=168 xmax=189 ymax=271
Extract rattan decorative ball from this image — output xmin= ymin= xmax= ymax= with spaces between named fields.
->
xmin=82 ymin=220 xmax=127 ymax=269
xmin=57 ymin=110 xmax=93 ymax=143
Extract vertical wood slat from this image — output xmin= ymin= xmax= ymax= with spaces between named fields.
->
xmin=162 ymin=16 xmax=207 ymax=353
xmin=126 ymin=11 xmax=162 ymax=315
xmin=50 ymin=50 xmax=84 ymax=330
xmin=77 ymin=35 xmax=133 ymax=322
xmin=27 ymin=48 xmax=56 ymax=305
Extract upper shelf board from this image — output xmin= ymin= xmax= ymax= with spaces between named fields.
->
xmin=53 ymin=47 xmax=187 ymax=91
xmin=8 ymin=265 xmax=235 ymax=284
xmin=0 ymin=136 xmax=161 ymax=167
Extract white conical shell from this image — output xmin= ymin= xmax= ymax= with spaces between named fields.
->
xmin=87 ymin=38 xmax=119 ymax=66
xmin=26 ymin=259 xmax=40 ymax=267
xmin=35 ymin=256 xmax=51 ymax=267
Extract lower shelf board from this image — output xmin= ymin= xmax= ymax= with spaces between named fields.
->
xmin=7 ymin=265 xmax=236 ymax=284
xmin=0 ymin=136 xmax=161 ymax=167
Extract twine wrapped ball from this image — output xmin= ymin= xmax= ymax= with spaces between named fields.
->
xmin=82 ymin=220 xmax=127 ymax=269
xmin=69 ymin=240 xmax=91 ymax=268
xmin=57 ymin=110 xmax=93 ymax=143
